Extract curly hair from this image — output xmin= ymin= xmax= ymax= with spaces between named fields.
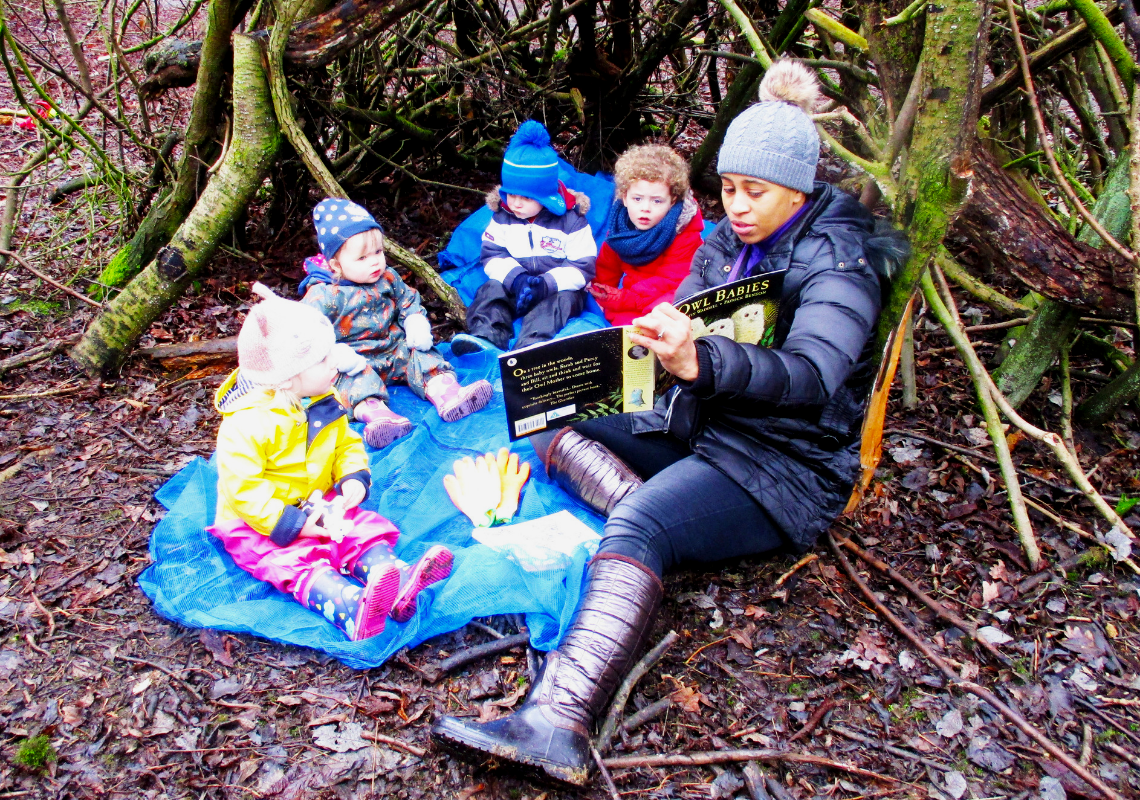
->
xmin=613 ymin=144 xmax=689 ymax=202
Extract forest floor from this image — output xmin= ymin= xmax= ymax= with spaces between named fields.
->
xmin=1 ymin=53 xmax=1140 ymax=793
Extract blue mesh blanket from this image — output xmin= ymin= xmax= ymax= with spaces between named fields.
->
xmin=139 ymin=165 xmax=620 ymax=670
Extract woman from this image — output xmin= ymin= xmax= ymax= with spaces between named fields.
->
xmin=431 ymin=60 xmax=903 ymax=785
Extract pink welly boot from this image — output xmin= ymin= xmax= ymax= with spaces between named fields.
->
xmin=425 ymin=373 xmax=493 ymax=423
xmin=350 ymin=543 xmax=454 ymax=623
xmin=296 ymin=563 xmax=401 ymax=641
xmin=355 ymin=398 xmax=412 ymax=449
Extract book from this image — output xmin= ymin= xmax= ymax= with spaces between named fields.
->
xmin=498 ymin=270 xmax=785 ymax=440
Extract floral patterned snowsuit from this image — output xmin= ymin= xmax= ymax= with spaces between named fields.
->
xmin=300 ymin=257 xmax=453 ymax=407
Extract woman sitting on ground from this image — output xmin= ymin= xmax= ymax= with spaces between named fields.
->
xmin=432 ymin=60 xmax=905 ymax=785
xmin=589 ymin=144 xmax=704 ymax=325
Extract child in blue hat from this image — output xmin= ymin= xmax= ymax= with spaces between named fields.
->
xmin=451 ymin=121 xmax=597 ymax=355
xmin=300 ymin=199 xmax=492 ymax=449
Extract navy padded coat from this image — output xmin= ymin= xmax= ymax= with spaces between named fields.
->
xmin=630 ymin=182 xmax=887 ymax=552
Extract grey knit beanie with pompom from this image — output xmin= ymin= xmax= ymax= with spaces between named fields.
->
xmin=717 ymin=60 xmax=821 ymax=194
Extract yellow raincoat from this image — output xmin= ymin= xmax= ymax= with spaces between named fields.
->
xmin=213 ymin=369 xmax=370 ymax=540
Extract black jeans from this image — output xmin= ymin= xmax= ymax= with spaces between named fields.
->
xmin=534 ymin=414 xmax=785 ymax=578
xmin=466 ymin=280 xmax=586 ymax=350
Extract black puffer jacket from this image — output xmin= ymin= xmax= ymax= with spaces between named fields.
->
xmin=630 ymin=183 xmax=889 ymax=552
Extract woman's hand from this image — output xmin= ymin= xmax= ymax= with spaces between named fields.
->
xmin=339 ymin=479 xmax=366 ymax=510
xmin=629 ymin=303 xmax=699 ymax=382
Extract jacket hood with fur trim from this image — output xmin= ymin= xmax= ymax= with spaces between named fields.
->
xmin=485 ymin=185 xmax=591 ymax=215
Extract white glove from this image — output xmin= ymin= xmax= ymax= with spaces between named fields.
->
xmin=404 ymin=314 xmax=434 ymax=351
xmin=332 ymin=343 xmax=367 ymax=376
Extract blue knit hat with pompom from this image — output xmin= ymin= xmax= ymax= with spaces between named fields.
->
xmin=500 ymin=120 xmax=565 ymax=215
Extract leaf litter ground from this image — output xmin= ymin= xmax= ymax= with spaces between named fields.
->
xmin=1 ymin=179 xmax=1140 ymax=800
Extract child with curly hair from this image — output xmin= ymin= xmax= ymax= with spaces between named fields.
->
xmin=589 ymin=144 xmax=704 ymax=325
xmin=300 ymin=200 xmax=492 ymax=449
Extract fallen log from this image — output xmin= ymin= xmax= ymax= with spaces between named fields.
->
xmin=141 ymin=0 xmax=430 ymax=94
xmin=950 ymin=145 xmax=1134 ymax=316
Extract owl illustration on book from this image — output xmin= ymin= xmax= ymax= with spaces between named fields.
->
xmin=731 ymin=303 xmax=767 ymax=345
xmin=629 ymin=388 xmax=646 ymax=407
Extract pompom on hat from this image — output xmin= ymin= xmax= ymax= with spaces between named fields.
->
xmin=312 ymin=198 xmax=383 ymax=261
xmin=499 ymin=120 xmax=566 ymax=215
xmin=717 ymin=59 xmax=822 ymax=194
xmin=238 ymin=282 xmax=336 ymax=385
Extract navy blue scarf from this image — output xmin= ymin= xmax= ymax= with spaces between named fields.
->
xmin=603 ymin=198 xmax=684 ymax=266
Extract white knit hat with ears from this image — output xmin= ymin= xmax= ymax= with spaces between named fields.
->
xmin=237 ymin=282 xmax=335 ymax=385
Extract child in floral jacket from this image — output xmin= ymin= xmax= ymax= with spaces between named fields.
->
xmin=300 ymin=199 xmax=492 ymax=449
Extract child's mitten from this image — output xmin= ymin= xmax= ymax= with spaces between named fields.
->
xmin=404 ymin=314 xmax=434 ymax=351
xmin=332 ymin=343 xmax=368 ymax=376
xmin=514 ymin=275 xmax=550 ymax=316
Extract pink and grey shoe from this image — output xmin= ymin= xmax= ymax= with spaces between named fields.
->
xmin=351 ymin=543 xmax=454 ymax=623
xmin=425 ymin=373 xmax=493 ymax=423
xmin=355 ymin=398 xmax=413 ymax=449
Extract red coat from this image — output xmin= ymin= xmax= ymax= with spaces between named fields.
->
xmin=594 ymin=206 xmax=704 ymax=325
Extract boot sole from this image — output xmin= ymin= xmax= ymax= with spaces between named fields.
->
xmin=430 ymin=718 xmax=590 ymax=786
xmin=438 ymin=380 xmax=493 ymax=423
xmin=353 ymin=565 xmax=401 ymax=640
xmin=363 ymin=418 xmax=413 ymax=449
xmin=391 ymin=545 xmax=453 ymax=623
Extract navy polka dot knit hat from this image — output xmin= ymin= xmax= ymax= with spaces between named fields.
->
xmin=312 ymin=198 xmax=384 ymax=260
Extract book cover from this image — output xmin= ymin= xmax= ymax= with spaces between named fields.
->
xmin=498 ymin=326 xmax=656 ymax=440
xmin=498 ymin=271 xmax=785 ymax=439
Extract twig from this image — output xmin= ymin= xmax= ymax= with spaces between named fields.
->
xmin=621 ymin=697 xmax=674 ymax=734
xmin=360 ymin=730 xmax=427 ymax=757
xmin=827 ymin=533 xmax=1125 ymax=800
xmin=1075 ymin=697 xmax=1140 ymax=747
xmin=602 ymin=748 xmax=898 ymax=783
xmin=1020 ymin=496 xmax=1140 ymax=575
xmin=786 ymin=698 xmax=836 ymax=743
xmin=0 ymin=249 xmax=103 ymax=308
xmin=774 ymin=553 xmax=818 ymax=587
xmin=591 ymin=746 xmax=621 ymax=800
xmin=466 ymin=620 xmax=505 ymax=639
xmin=421 ymin=631 xmax=529 ymax=683
xmin=114 ymin=653 xmax=205 ymax=703
xmin=1104 ymin=740 xmax=1140 ymax=769
xmin=742 ymin=762 xmax=773 ymax=800
xmin=830 ymin=724 xmax=953 ymax=770
xmin=0 ymin=335 xmax=78 ymax=377
xmin=834 ymin=536 xmax=1012 ymax=665
xmin=923 ymin=269 xmax=1040 ymax=568
xmin=30 ymin=593 xmax=54 ymax=636
xmin=0 ymin=383 xmax=84 ymax=401
xmin=596 ymin=630 xmax=679 ymax=753
xmin=114 ymin=424 xmax=153 ymax=453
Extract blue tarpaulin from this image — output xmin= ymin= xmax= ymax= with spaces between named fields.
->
xmin=138 ymin=165 xmax=619 ymax=670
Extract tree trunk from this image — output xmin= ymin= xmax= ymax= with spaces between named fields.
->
xmin=877 ymin=0 xmax=991 ymax=350
xmin=1078 ymin=356 xmax=1140 ymax=424
xmin=992 ymin=302 xmax=1080 ymax=407
xmin=94 ymin=0 xmax=233 ymax=293
xmin=72 ymin=34 xmax=281 ymax=377
xmin=988 ymin=152 xmax=1132 ymax=406
xmin=950 ymin=145 xmax=1134 ymax=316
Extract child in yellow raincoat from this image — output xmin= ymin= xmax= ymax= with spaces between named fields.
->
xmin=209 ymin=283 xmax=452 ymax=640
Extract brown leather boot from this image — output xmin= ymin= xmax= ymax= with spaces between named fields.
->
xmin=542 ymin=428 xmax=643 ymax=516
xmin=430 ymin=555 xmax=663 ymax=785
